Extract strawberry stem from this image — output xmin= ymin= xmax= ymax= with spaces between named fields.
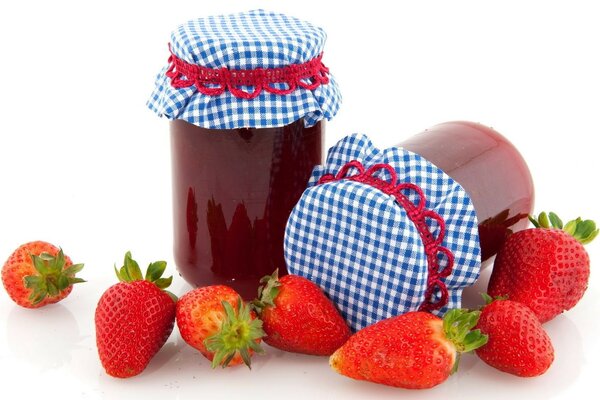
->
xmin=252 ymin=269 xmax=282 ymax=315
xmin=442 ymin=309 xmax=488 ymax=373
xmin=24 ymin=249 xmax=85 ymax=305
xmin=204 ymin=297 xmax=265 ymax=369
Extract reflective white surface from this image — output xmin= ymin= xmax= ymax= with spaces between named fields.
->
xmin=1 ymin=1 xmax=599 ymax=399
xmin=1 ymin=267 xmax=598 ymax=399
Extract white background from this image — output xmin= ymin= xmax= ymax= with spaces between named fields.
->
xmin=1 ymin=1 xmax=599 ymax=399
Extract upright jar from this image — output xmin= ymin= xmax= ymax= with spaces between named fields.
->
xmin=147 ymin=10 xmax=341 ymax=298
xmin=399 ymin=121 xmax=535 ymax=261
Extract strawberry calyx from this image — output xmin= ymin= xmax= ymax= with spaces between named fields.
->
xmin=480 ymin=292 xmax=508 ymax=305
xmin=24 ymin=249 xmax=85 ymax=305
xmin=442 ymin=308 xmax=488 ymax=374
xmin=204 ymin=297 xmax=265 ymax=369
xmin=114 ymin=251 xmax=177 ymax=301
xmin=252 ymin=269 xmax=282 ymax=315
xmin=529 ymin=211 xmax=598 ymax=244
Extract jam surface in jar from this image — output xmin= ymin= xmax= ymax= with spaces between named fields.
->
xmin=171 ymin=119 xmax=323 ymax=298
xmin=399 ymin=121 xmax=535 ymax=261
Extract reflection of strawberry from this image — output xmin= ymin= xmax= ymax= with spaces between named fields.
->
xmin=206 ymin=199 xmax=270 ymax=282
xmin=207 ymin=197 xmax=227 ymax=275
xmin=476 ymin=295 xmax=554 ymax=377
xmin=176 ymin=285 xmax=264 ymax=368
xmin=186 ymin=187 xmax=198 ymax=249
xmin=6 ymin=300 xmax=82 ymax=370
xmin=225 ymin=203 xmax=253 ymax=278
xmin=477 ymin=210 xmax=529 ymax=261
xmin=488 ymin=212 xmax=597 ymax=323
xmin=2 ymin=241 xmax=84 ymax=308
xmin=330 ymin=310 xmax=487 ymax=389
xmin=95 ymin=252 xmax=176 ymax=378
xmin=253 ymin=271 xmax=351 ymax=355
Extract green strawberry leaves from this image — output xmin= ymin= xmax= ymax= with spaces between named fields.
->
xmin=114 ymin=251 xmax=142 ymax=282
xmin=529 ymin=211 xmax=598 ymax=244
xmin=443 ymin=309 xmax=488 ymax=353
xmin=204 ymin=298 xmax=265 ymax=369
xmin=24 ymin=249 xmax=85 ymax=305
xmin=548 ymin=212 xmax=563 ymax=229
xmin=145 ymin=261 xmax=167 ymax=282
xmin=155 ymin=276 xmax=173 ymax=290
xmin=480 ymin=292 xmax=508 ymax=305
xmin=252 ymin=269 xmax=282 ymax=314
xmin=63 ymin=263 xmax=85 ymax=277
xmin=568 ymin=218 xmax=599 ymax=244
xmin=114 ymin=251 xmax=177 ymax=301
xmin=442 ymin=308 xmax=489 ymax=374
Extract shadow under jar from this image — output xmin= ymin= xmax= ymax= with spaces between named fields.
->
xmin=171 ymin=119 xmax=324 ymax=298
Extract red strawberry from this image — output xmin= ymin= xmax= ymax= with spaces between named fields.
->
xmin=476 ymin=295 xmax=554 ymax=377
xmin=176 ymin=285 xmax=264 ymax=368
xmin=2 ymin=241 xmax=84 ymax=308
xmin=488 ymin=212 xmax=597 ymax=323
xmin=95 ymin=252 xmax=176 ymax=378
xmin=253 ymin=270 xmax=351 ymax=356
xmin=329 ymin=310 xmax=487 ymax=389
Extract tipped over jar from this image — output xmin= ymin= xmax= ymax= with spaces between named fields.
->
xmin=400 ymin=121 xmax=535 ymax=261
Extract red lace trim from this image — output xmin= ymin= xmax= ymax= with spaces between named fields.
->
xmin=165 ymin=45 xmax=330 ymax=99
xmin=317 ymin=160 xmax=455 ymax=313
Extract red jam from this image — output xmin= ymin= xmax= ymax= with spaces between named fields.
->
xmin=399 ymin=121 xmax=535 ymax=261
xmin=170 ymin=119 xmax=323 ymax=298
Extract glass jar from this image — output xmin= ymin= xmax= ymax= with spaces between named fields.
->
xmin=171 ymin=119 xmax=324 ymax=298
xmin=399 ymin=121 xmax=535 ymax=261
xmin=147 ymin=10 xmax=341 ymax=297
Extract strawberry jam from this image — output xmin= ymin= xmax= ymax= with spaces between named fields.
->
xmin=400 ymin=121 xmax=534 ymax=262
xmin=171 ymin=119 xmax=324 ymax=298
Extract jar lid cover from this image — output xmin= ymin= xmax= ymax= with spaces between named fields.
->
xmin=284 ymin=134 xmax=482 ymax=331
xmin=147 ymin=9 xmax=341 ymax=129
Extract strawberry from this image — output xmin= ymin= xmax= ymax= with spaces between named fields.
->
xmin=95 ymin=252 xmax=176 ymax=378
xmin=476 ymin=295 xmax=554 ymax=377
xmin=253 ymin=270 xmax=351 ymax=356
xmin=329 ymin=309 xmax=487 ymax=389
xmin=2 ymin=241 xmax=84 ymax=308
xmin=176 ymin=285 xmax=264 ymax=368
xmin=488 ymin=212 xmax=597 ymax=323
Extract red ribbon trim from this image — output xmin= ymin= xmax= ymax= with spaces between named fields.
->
xmin=165 ymin=44 xmax=330 ymax=99
xmin=317 ymin=160 xmax=455 ymax=313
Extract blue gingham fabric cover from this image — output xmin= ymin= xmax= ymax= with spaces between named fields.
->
xmin=147 ymin=9 xmax=341 ymax=129
xmin=284 ymin=134 xmax=481 ymax=331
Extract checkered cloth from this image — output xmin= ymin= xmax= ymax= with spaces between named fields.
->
xmin=284 ymin=134 xmax=481 ymax=331
xmin=146 ymin=9 xmax=341 ymax=129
